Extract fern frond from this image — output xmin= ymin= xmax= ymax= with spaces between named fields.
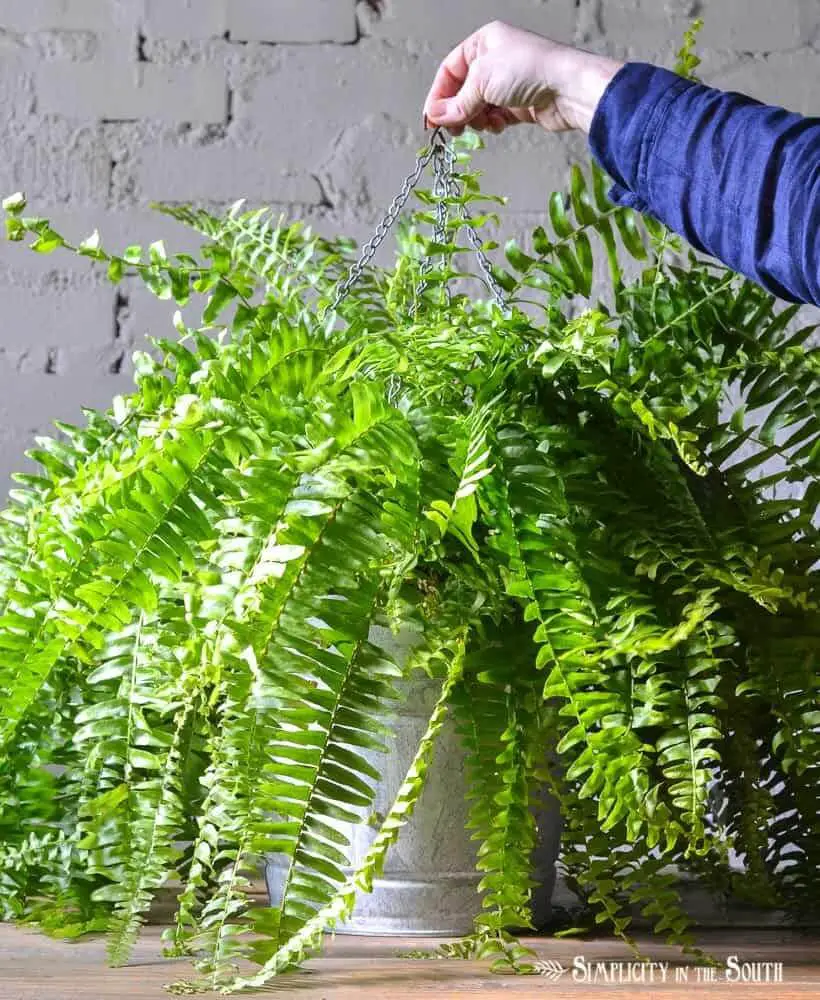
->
xmin=206 ymin=628 xmax=468 ymax=995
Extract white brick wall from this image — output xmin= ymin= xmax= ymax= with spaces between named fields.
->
xmin=598 ymin=0 xmax=813 ymax=52
xmin=359 ymin=0 xmax=576 ymax=44
xmin=712 ymin=52 xmax=819 ymax=117
xmin=0 ymin=121 xmax=111 ymax=206
xmin=143 ymin=0 xmax=361 ymax=43
xmin=0 ymin=370 xmax=134 ymax=437
xmin=0 ymin=0 xmax=118 ymax=33
xmin=0 ymin=286 xmax=115 ymax=352
xmin=36 ymin=61 xmax=228 ymax=123
xmin=0 ymin=0 xmax=818 ymax=494
xmin=143 ymin=0 xmax=227 ymax=41
xmin=132 ymin=145 xmax=323 ymax=204
xmin=229 ymin=0 xmax=358 ymax=43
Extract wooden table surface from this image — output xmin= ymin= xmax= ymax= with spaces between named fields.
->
xmin=1 ymin=924 xmax=818 ymax=999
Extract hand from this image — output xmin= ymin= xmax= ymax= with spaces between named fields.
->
xmin=423 ymin=21 xmax=624 ymax=136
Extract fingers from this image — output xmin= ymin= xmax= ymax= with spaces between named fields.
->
xmin=486 ymin=107 xmax=511 ymax=132
xmin=470 ymin=106 xmax=523 ymax=135
xmin=434 ymin=105 xmax=522 ymax=139
xmin=467 ymin=106 xmax=504 ymax=133
xmin=424 ymin=30 xmax=480 ymax=106
xmin=427 ymin=57 xmax=490 ymax=129
xmin=424 ymin=30 xmax=487 ymax=129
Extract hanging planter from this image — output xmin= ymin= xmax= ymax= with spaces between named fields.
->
xmin=0 ymin=117 xmax=817 ymax=998
xmin=265 ymin=629 xmax=563 ymax=936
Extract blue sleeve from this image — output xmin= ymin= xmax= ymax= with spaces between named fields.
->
xmin=587 ymin=62 xmax=820 ymax=306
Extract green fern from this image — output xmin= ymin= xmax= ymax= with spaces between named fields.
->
xmin=0 ymin=64 xmax=817 ymax=995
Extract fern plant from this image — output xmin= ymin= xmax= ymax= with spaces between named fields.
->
xmin=0 ymin=74 xmax=817 ymax=991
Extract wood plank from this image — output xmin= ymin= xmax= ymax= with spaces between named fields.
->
xmin=1 ymin=924 xmax=818 ymax=999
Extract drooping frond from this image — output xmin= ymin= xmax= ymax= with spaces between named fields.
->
xmin=0 ymin=87 xmax=817 ymax=993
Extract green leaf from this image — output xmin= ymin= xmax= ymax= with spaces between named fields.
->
xmin=5 ymin=217 xmax=24 ymax=241
xmin=504 ymin=240 xmax=536 ymax=272
xmin=107 ymin=257 xmax=124 ymax=282
xmin=78 ymin=230 xmax=105 ymax=259
xmin=30 ymin=228 xmax=64 ymax=254
xmin=1 ymin=155 xmax=817 ymax=993
xmin=570 ymin=166 xmax=596 ymax=226
xmin=2 ymin=191 xmax=27 ymax=214
xmin=549 ymin=192 xmax=573 ymax=239
xmin=614 ymin=209 xmax=648 ymax=260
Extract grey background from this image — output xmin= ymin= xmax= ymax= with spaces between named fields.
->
xmin=0 ymin=0 xmax=818 ymax=494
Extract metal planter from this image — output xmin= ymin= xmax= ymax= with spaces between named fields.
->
xmin=266 ymin=631 xmax=562 ymax=936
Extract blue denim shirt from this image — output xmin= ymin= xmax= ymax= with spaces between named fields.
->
xmin=588 ymin=63 xmax=820 ymax=306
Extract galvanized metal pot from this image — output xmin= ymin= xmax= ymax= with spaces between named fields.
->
xmin=265 ymin=629 xmax=562 ymax=936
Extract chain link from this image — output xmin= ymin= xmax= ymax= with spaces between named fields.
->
xmin=439 ymin=163 xmax=509 ymax=313
xmin=458 ymin=199 xmax=510 ymax=314
xmin=324 ymin=126 xmax=509 ymax=317
xmin=417 ymin=137 xmax=455 ymax=303
xmin=324 ymin=132 xmax=442 ymax=316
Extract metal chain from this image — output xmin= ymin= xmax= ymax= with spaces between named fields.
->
xmin=417 ymin=136 xmax=455 ymax=302
xmin=434 ymin=163 xmax=508 ymax=313
xmin=325 ymin=132 xmax=442 ymax=316
xmin=458 ymin=197 xmax=510 ymax=314
xmin=325 ymin=126 xmax=509 ymax=316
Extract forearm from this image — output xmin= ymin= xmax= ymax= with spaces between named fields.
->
xmin=552 ymin=48 xmax=623 ymax=133
xmin=587 ymin=63 xmax=820 ymax=306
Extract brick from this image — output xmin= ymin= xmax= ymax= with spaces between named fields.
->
xmin=132 ymin=144 xmax=322 ymax=204
xmin=698 ymin=0 xmax=810 ymax=52
xmin=116 ymin=282 xmax=205 ymax=354
xmin=323 ymin=117 xmax=574 ymax=215
xmin=599 ymin=0 xmax=812 ymax=52
xmin=0 ymin=0 xmax=115 ymax=32
xmin=321 ymin=117 xmax=421 ymax=211
xmin=143 ymin=0 xmax=227 ymax=41
xmin=36 ymin=61 xmax=227 ymax=124
xmin=595 ymin=4 xmax=689 ymax=50
xmin=712 ymin=53 xmax=818 ymax=117
xmin=0 ymin=49 xmax=38 ymax=126
xmin=359 ymin=0 xmax=576 ymax=45
xmin=73 ymin=209 xmax=208 ymax=262
xmin=0 ymin=207 xmax=205 ymax=280
xmin=229 ymin=0 xmax=358 ymax=43
xmin=241 ymin=42 xmax=435 ymax=167
xmin=0 ymin=240 xmax=85 ymax=280
xmin=0 ymin=371 xmax=135 ymax=437
xmin=0 ymin=122 xmax=111 ymax=207
xmin=469 ymin=132 xmax=575 ymax=213
xmin=55 ymin=342 xmax=130 ymax=376
xmin=0 ymin=285 xmax=115 ymax=350
xmin=0 ymin=431 xmax=40 ymax=499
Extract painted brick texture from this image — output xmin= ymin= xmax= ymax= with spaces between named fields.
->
xmin=229 ymin=0 xmax=358 ymax=42
xmin=0 ymin=0 xmax=818 ymax=495
xmin=36 ymin=62 xmax=228 ymax=124
xmin=0 ymin=0 xmax=120 ymax=33
xmin=143 ymin=0 xmax=227 ymax=41
xmin=597 ymin=0 xmax=815 ymax=52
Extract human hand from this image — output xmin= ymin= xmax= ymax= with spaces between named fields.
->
xmin=423 ymin=21 xmax=624 ymax=136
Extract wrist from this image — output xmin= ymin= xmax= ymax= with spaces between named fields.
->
xmin=554 ymin=51 xmax=624 ymax=133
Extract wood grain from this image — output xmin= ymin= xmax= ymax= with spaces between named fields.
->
xmin=1 ymin=925 xmax=818 ymax=999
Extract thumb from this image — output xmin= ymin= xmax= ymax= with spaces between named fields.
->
xmin=427 ymin=58 xmax=489 ymax=127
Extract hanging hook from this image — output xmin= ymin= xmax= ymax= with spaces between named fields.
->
xmin=423 ymin=114 xmax=447 ymax=149
xmin=430 ymin=126 xmax=447 ymax=152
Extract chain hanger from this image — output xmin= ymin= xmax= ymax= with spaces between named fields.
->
xmin=324 ymin=126 xmax=509 ymax=317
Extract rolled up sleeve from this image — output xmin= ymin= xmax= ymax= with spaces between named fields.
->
xmin=588 ymin=62 xmax=820 ymax=306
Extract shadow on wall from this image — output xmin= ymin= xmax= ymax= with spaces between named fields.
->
xmin=363 ymin=0 xmax=385 ymax=11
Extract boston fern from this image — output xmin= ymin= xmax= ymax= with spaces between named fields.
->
xmin=0 ymin=122 xmax=818 ymax=992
